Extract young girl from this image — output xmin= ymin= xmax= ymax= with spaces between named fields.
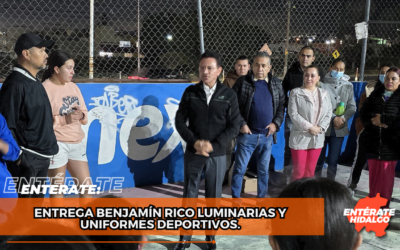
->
xmin=42 ymin=50 xmax=91 ymax=198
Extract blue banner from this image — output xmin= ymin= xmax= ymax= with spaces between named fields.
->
xmin=77 ymin=83 xmax=292 ymax=189
xmin=3 ymin=81 xmax=386 ymax=191
xmin=79 ymin=83 xmax=189 ymax=189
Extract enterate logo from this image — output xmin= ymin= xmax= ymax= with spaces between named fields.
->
xmin=344 ymin=193 xmax=395 ymax=237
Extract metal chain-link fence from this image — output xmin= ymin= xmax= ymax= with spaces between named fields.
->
xmin=1 ymin=0 xmax=399 ymax=80
xmin=365 ymin=1 xmax=400 ymax=71
xmin=0 ymin=0 xmax=91 ymax=78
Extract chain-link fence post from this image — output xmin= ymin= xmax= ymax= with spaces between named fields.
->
xmin=197 ymin=0 xmax=205 ymax=54
xmin=283 ymin=0 xmax=291 ymax=76
xmin=137 ymin=0 xmax=141 ymax=76
xmin=359 ymin=0 xmax=371 ymax=81
xmin=89 ymin=0 xmax=94 ymax=79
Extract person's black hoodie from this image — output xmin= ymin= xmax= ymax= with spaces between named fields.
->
xmin=282 ymin=61 xmax=325 ymax=107
xmin=0 ymin=65 xmax=58 ymax=158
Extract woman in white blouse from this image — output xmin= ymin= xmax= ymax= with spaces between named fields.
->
xmin=288 ymin=65 xmax=332 ymax=181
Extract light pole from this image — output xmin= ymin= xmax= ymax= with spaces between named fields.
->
xmin=166 ymin=34 xmax=173 ymax=52
xmin=326 ymin=40 xmax=331 ymax=55
xmin=197 ymin=0 xmax=205 ymax=54
xmin=307 ymin=37 xmax=313 ymax=46
xmin=166 ymin=34 xmax=173 ymax=69
xmin=89 ymin=0 xmax=94 ymax=79
xmin=283 ymin=0 xmax=292 ymax=76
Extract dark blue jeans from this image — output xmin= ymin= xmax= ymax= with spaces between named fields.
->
xmin=315 ymin=129 xmax=344 ymax=180
xmin=231 ymin=134 xmax=273 ymax=198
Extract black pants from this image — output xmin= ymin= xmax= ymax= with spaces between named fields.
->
xmin=182 ymin=151 xmax=226 ymax=241
xmin=183 ymin=151 xmax=226 ymax=199
xmin=224 ymin=138 xmax=236 ymax=183
xmin=7 ymin=152 xmax=50 ymax=198
xmin=348 ymin=131 xmax=367 ymax=187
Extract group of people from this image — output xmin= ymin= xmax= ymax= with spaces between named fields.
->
xmin=0 ymin=32 xmax=398 ymax=250
xmin=174 ymin=46 xmax=399 ymax=249
xmin=0 ymin=32 xmax=91 ymax=204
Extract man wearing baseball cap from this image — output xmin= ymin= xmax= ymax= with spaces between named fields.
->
xmin=0 ymin=32 xmax=59 ymax=198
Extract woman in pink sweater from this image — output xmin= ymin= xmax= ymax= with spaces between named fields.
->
xmin=42 ymin=50 xmax=91 ymax=198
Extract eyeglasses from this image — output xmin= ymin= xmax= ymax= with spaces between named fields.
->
xmin=300 ymin=54 xmax=313 ymax=58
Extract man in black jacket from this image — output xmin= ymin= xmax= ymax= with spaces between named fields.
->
xmin=281 ymin=46 xmax=325 ymax=182
xmin=0 ymin=33 xmax=59 ymax=198
xmin=174 ymin=50 xmax=240 ymax=250
xmin=231 ymin=51 xmax=285 ymax=199
xmin=222 ymin=55 xmax=249 ymax=185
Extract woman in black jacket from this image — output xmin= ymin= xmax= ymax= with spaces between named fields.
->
xmin=360 ymin=67 xmax=400 ymax=208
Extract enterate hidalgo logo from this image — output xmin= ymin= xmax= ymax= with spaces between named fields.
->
xmin=344 ymin=193 xmax=395 ymax=237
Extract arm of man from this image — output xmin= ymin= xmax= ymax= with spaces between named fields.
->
xmin=0 ymin=83 xmax=23 ymax=143
xmin=175 ymin=88 xmax=197 ymax=150
xmin=210 ymin=91 xmax=240 ymax=151
xmin=282 ymin=73 xmax=290 ymax=108
xmin=271 ymin=79 xmax=285 ymax=132
xmin=232 ymin=77 xmax=247 ymax=129
xmin=0 ymin=114 xmax=21 ymax=161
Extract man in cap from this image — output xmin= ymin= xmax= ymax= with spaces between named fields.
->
xmin=0 ymin=33 xmax=59 ymax=198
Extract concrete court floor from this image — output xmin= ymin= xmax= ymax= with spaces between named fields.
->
xmin=100 ymin=165 xmax=400 ymax=250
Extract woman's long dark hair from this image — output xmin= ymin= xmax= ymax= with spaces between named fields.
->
xmin=273 ymin=178 xmax=358 ymax=250
xmin=330 ymin=57 xmax=346 ymax=67
xmin=377 ymin=63 xmax=394 ymax=83
xmin=385 ymin=67 xmax=400 ymax=79
xmin=42 ymin=50 xmax=73 ymax=82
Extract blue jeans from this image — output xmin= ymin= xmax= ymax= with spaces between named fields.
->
xmin=231 ymin=134 xmax=273 ymax=198
xmin=315 ymin=129 xmax=344 ymax=180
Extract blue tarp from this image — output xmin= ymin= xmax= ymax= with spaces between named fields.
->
xmin=76 ymin=82 xmax=367 ymax=189
xmin=2 ymin=81 xmax=398 ymax=190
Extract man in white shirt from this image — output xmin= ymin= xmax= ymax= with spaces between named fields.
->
xmin=175 ymin=50 xmax=240 ymax=250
